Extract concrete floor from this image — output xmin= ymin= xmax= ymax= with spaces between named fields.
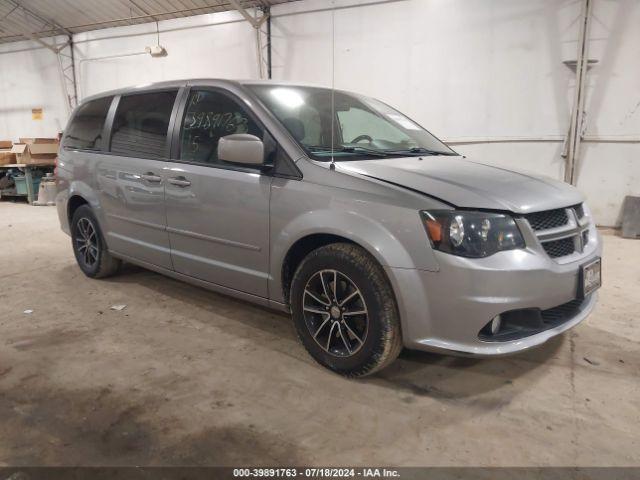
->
xmin=0 ymin=201 xmax=638 ymax=467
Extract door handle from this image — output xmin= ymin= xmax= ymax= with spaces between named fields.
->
xmin=168 ymin=176 xmax=191 ymax=187
xmin=141 ymin=173 xmax=162 ymax=183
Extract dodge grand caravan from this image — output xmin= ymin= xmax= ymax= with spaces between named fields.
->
xmin=56 ymin=79 xmax=602 ymax=376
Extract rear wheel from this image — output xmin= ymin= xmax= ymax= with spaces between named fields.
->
xmin=290 ymin=243 xmax=402 ymax=377
xmin=71 ymin=205 xmax=121 ymax=278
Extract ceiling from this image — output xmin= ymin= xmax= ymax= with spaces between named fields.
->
xmin=0 ymin=0 xmax=298 ymax=44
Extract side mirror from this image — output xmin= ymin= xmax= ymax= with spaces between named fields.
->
xmin=217 ymin=134 xmax=264 ymax=165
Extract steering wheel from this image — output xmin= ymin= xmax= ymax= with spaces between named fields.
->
xmin=351 ymin=134 xmax=373 ymax=144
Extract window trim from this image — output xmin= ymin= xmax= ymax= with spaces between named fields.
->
xmin=104 ymin=87 xmax=182 ymax=161
xmin=61 ymin=95 xmax=116 ymax=153
xmin=170 ymin=86 xmax=301 ymax=178
xmin=60 ymin=84 xmax=302 ymax=180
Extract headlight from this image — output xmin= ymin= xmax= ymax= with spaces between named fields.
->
xmin=420 ymin=210 xmax=525 ymax=258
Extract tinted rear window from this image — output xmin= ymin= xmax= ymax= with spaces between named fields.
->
xmin=110 ymin=90 xmax=178 ymax=159
xmin=63 ymin=96 xmax=113 ymax=151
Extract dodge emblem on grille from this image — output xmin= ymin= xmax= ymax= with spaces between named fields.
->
xmin=571 ymin=208 xmax=585 ymax=253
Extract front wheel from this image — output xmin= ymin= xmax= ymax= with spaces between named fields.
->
xmin=290 ymin=243 xmax=403 ymax=377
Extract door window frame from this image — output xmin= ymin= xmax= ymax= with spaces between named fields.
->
xmin=71 ymin=84 xmax=301 ymax=179
xmin=169 ymin=86 xmax=299 ymax=177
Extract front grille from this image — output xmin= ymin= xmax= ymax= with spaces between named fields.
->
xmin=526 ymin=208 xmax=569 ymax=231
xmin=525 ymin=204 xmax=590 ymax=260
xmin=542 ymin=237 xmax=575 ymax=258
xmin=541 ymin=298 xmax=585 ymax=323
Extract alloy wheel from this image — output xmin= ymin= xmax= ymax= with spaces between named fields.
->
xmin=302 ymin=269 xmax=369 ymax=357
xmin=75 ymin=217 xmax=99 ymax=268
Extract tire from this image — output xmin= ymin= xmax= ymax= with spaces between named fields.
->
xmin=290 ymin=243 xmax=403 ymax=377
xmin=71 ymin=205 xmax=121 ymax=278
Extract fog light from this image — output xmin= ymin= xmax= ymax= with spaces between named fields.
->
xmin=490 ymin=315 xmax=502 ymax=335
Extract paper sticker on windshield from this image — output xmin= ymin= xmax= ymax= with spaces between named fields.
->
xmin=387 ymin=113 xmax=421 ymax=130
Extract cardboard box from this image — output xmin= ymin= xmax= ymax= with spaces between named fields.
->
xmin=0 ymin=140 xmax=15 ymax=165
xmin=11 ymin=138 xmax=58 ymax=165
xmin=19 ymin=137 xmax=58 ymax=145
xmin=0 ymin=151 xmax=16 ymax=165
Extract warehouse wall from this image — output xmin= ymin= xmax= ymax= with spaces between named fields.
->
xmin=73 ymin=10 xmax=259 ymax=99
xmin=0 ymin=36 xmax=69 ymax=140
xmin=0 ymin=11 xmax=258 ymax=141
xmin=577 ymin=0 xmax=640 ymax=227
xmin=0 ymin=0 xmax=637 ymax=225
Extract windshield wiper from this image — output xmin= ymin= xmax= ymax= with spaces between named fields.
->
xmin=339 ymin=145 xmax=389 ymax=157
xmin=306 ymin=145 xmax=389 ymax=157
xmin=387 ymin=147 xmax=456 ymax=156
xmin=307 ymin=145 xmax=457 ymax=158
xmin=307 ymin=145 xmax=335 ymax=152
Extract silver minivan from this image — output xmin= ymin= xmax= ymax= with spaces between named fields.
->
xmin=56 ymin=79 xmax=602 ymax=376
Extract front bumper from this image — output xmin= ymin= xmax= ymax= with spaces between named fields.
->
xmin=386 ymin=229 xmax=601 ymax=356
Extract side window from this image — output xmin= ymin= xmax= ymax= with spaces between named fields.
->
xmin=110 ymin=90 xmax=178 ymax=159
xmin=63 ymin=96 xmax=113 ymax=151
xmin=180 ymin=90 xmax=263 ymax=165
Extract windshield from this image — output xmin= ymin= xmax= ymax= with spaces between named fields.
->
xmin=248 ymin=85 xmax=456 ymax=160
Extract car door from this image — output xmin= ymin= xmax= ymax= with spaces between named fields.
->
xmin=163 ymin=87 xmax=272 ymax=298
xmin=95 ymin=89 xmax=180 ymax=270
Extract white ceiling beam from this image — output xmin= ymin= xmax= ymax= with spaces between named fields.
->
xmin=227 ymin=0 xmax=267 ymax=29
xmin=21 ymin=30 xmax=66 ymax=52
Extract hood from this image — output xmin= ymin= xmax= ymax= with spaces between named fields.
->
xmin=336 ymin=156 xmax=583 ymax=214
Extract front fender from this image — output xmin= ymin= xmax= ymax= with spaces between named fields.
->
xmin=269 ymin=179 xmax=440 ymax=304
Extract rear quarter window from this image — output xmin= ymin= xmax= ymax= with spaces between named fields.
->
xmin=63 ymin=96 xmax=113 ymax=151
